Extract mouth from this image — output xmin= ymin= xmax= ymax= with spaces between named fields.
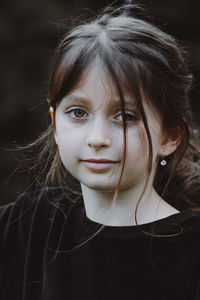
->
xmin=83 ymin=159 xmax=118 ymax=163
xmin=81 ymin=159 xmax=118 ymax=171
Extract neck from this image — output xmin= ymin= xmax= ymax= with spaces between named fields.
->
xmin=81 ymin=182 xmax=179 ymax=226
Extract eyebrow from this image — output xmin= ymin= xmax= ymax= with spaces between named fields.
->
xmin=63 ymin=95 xmax=91 ymax=106
xmin=63 ymin=94 xmax=137 ymax=107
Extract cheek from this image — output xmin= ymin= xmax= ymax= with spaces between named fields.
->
xmin=56 ymin=126 xmax=83 ymax=149
xmin=138 ymin=126 xmax=148 ymax=150
xmin=55 ymin=128 xmax=83 ymax=168
xmin=126 ymin=126 xmax=148 ymax=160
xmin=123 ymin=127 xmax=149 ymax=181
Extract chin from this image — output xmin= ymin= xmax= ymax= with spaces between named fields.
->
xmin=83 ymin=181 xmax=117 ymax=192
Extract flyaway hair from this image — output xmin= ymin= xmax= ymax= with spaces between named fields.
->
xmin=21 ymin=4 xmax=200 ymax=228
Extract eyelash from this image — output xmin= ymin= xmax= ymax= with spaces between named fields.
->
xmin=65 ymin=108 xmax=88 ymax=119
xmin=65 ymin=107 xmax=139 ymax=123
xmin=115 ymin=112 xmax=138 ymax=123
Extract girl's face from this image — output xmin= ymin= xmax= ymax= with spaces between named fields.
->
xmin=54 ymin=65 xmax=165 ymax=192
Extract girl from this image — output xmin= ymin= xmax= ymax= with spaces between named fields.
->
xmin=1 ymin=4 xmax=200 ymax=300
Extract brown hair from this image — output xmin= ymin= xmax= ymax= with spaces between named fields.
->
xmin=27 ymin=4 xmax=200 ymax=226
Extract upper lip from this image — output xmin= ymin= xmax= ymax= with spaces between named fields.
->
xmin=82 ymin=159 xmax=117 ymax=163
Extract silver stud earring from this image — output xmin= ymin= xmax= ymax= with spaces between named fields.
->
xmin=160 ymin=158 xmax=167 ymax=166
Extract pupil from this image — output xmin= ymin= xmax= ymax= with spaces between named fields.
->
xmin=75 ymin=110 xmax=84 ymax=117
xmin=125 ymin=113 xmax=132 ymax=121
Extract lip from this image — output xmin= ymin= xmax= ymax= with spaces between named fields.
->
xmin=81 ymin=159 xmax=118 ymax=171
xmin=83 ymin=159 xmax=117 ymax=163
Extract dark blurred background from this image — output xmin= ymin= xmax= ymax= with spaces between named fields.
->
xmin=0 ymin=0 xmax=200 ymax=204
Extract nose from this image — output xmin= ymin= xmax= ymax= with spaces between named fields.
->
xmin=86 ymin=117 xmax=111 ymax=151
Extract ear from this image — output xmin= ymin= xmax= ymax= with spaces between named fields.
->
xmin=158 ymin=126 xmax=184 ymax=158
xmin=50 ymin=107 xmax=58 ymax=144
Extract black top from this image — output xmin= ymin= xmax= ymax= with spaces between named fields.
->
xmin=0 ymin=187 xmax=200 ymax=300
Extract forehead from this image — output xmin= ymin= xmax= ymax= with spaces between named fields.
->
xmin=76 ymin=63 xmax=119 ymax=96
xmin=62 ymin=63 xmax=137 ymax=106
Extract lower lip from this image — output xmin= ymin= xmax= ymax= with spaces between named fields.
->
xmin=83 ymin=161 xmax=117 ymax=171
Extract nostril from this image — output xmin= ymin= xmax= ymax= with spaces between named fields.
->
xmin=88 ymin=143 xmax=108 ymax=150
xmin=86 ymin=133 xmax=111 ymax=149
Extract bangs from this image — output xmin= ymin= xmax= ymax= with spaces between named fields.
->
xmin=49 ymin=41 xmax=99 ymax=108
xmin=49 ymin=41 xmax=146 ymax=115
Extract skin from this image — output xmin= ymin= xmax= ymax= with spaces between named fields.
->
xmin=53 ymin=65 xmax=181 ymax=226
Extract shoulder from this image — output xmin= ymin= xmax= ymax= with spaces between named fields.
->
xmin=0 ymin=187 xmax=79 ymax=245
xmin=0 ymin=187 xmax=81 ymax=297
xmin=0 ymin=188 xmax=52 ymax=229
xmin=187 ymin=210 xmax=200 ymax=235
xmin=177 ymin=209 xmax=200 ymax=250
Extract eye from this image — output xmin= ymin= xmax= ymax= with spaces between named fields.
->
xmin=114 ymin=111 xmax=139 ymax=124
xmin=65 ymin=107 xmax=88 ymax=120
